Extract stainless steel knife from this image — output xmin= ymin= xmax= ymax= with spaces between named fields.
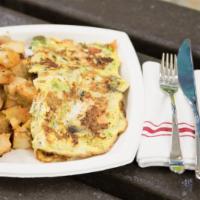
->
xmin=177 ymin=39 xmax=200 ymax=179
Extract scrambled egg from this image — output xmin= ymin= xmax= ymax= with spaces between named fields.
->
xmin=28 ymin=36 xmax=129 ymax=162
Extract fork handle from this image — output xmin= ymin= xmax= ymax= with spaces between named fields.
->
xmin=169 ymin=94 xmax=185 ymax=174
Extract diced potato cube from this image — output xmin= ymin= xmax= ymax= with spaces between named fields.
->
xmin=0 ymin=87 xmax=6 ymax=109
xmin=4 ymin=76 xmax=27 ymax=96
xmin=0 ymin=49 xmax=21 ymax=68
xmin=3 ymin=106 xmax=30 ymax=129
xmin=0 ymin=36 xmax=11 ymax=45
xmin=13 ymin=131 xmax=31 ymax=149
xmin=15 ymin=81 xmax=36 ymax=104
xmin=13 ymin=119 xmax=32 ymax=149
xmin=0 ymin=68 xmax=14 ymax=84
xmin=0 ymin=112 xmax=10 ymax=133
xmin=1 ymin=41 xmax=25 ymax=54
xmin=5 ymin=77 xmax=36 ymax=106
xmin=0 ymin=133 xmax=11 ymax=156
xmin=0 ymin=96 xmax=3 ymax=110
xmin=11 ymin=63 xmax=29 ymax=79
xmin=3 ymin=96 xmax=17 ymax=109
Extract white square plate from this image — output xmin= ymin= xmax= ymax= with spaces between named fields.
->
xmin=0 ymin=25 xmax=144 ymax=177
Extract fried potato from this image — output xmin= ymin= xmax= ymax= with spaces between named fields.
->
xmin=3 ymin=96 xmax=18 ymax=109
xmin=11 ymin=63 xmax=29 ymax=78
xmin=0 ymin=37 xmax=33 ymax=155
xmin=15 ymin=81 xmax=36 ymax=105
xmin=4 ymin=76 xmax=27 ymax=95
xmin=0 ymin=36 xmax=11 ymax=45
xmin=13 ymin=120 xmax=31 ymax=149
xmin=0 ymin=112 xmax=10 ymax=133
xmin=0 ymin=68 xmax=14 ymax=84
xmin=13 ymin=130 xmax=31 ymax=149
xmin=0 ymin=96 xmax=3 ymax=110
xmin=3 ymin=106 xmax=30 ymax=129
xmin=5 ymin=77 xmax=36 ymax=106
xmin=0 ymin=87 xmax=6 ymax=109
xmin=0 ymin=133 xmax=11 ymax=156
xmin=1 ymin=41 xmax=24 ymax=54
xmin=0 ymin=49 xmax=21 ymax=68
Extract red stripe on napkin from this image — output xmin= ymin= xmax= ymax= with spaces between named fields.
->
xmin=143 ymin=126 xmax=195 ymax=134
xmin=144 ymin=121 xmax=195 ymax=128
xmin=142 ymin=121 xmax=195 ymax=138
xmin=142 ymin=133 xmax=195 ymax=139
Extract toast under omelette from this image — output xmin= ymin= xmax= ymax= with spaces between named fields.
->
xmin=28 ymin=36 xmax=129 ymax=162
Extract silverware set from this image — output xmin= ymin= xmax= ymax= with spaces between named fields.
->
xmin=160 ymin=39 xmax=200 ymax=179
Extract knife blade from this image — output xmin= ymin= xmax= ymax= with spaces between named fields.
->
xmin=177 ymin=39 xmax=200 ymax=179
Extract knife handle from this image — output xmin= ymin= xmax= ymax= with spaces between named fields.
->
xmin=191 ymin=104 xmax=200 ymax=179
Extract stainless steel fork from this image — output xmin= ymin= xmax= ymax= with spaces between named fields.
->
xmin=160 ymin=53 xmax=185 ymax=174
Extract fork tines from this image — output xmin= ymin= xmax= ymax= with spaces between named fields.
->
xmin=160 ymin=53 xmax=178 ymax=82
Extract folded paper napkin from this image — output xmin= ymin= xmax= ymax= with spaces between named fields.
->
xmin=137 ymin=61 xmax=200 ymax=170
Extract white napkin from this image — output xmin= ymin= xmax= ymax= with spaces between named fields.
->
xmin=137 ymin=61 xmax=200 ymax=170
